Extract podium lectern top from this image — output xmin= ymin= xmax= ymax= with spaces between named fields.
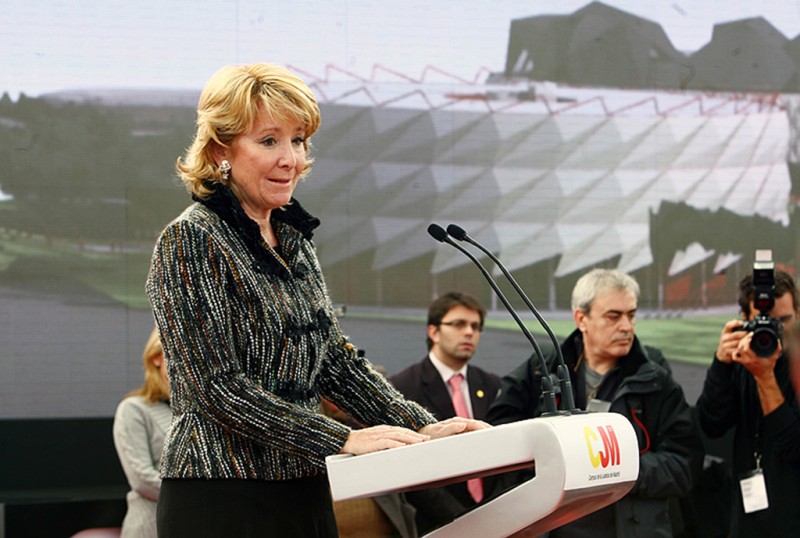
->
xmin=326 ymin=412 xmax=639 ymax=538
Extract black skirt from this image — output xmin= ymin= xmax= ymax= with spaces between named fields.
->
xmin=157 ymin=475 xmax=339 ymax=538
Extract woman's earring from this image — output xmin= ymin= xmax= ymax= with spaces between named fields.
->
xmin=219 ymin=160 xmax=231 ymax=181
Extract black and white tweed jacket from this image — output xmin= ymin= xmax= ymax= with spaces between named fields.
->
xmin=146 ymin=184 xmax=435 ymax=480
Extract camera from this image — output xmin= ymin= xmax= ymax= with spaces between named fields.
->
xmin=739 ymin=250 xmax=783 ymax=357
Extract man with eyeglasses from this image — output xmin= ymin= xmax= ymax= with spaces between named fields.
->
xmin=391 ymin=291 xmax=501 ymax=533
xmin=486 ymin=269 xmax=702 ymax=538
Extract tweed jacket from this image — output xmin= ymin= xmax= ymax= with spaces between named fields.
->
xmin=146 ymin=184 xmax=436 ymax=481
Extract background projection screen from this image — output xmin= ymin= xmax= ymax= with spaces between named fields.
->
xmin=2 ymin=0 xmax=800 ymax=419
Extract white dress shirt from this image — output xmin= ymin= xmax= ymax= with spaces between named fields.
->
xmin=428 ymin=352 xmax=474 ymax=418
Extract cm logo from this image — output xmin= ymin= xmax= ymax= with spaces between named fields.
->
xmin=583 ymin=425 xmax=620 ymax=468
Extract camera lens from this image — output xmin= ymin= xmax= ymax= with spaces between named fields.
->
xmin=751 ymin=326 xmax=779 ymax=357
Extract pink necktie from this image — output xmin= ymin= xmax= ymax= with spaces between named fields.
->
xmin=448 ymin=374 xmax=483 ymax=503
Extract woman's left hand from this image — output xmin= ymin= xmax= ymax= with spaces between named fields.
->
xmin=418 ymin=417 xmax=490 ymax=440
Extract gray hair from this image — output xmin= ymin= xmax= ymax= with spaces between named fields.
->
xmin=571 ymin=268 xmax=640 ymax=312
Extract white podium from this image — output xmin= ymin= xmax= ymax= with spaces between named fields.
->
xmin=326 ymin=412 xmax=639 ymax=538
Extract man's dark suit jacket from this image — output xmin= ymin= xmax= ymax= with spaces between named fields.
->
xmin=391 ymin=356 xmax=501 ymax=423
xmin=390 ymin=357 xmax=501 ymax=534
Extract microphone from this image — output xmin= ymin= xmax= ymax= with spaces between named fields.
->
xmin=427 ymin=224 xmax=558 ymax=416
xmin=446 ymin=224 xmax=579 ymax=413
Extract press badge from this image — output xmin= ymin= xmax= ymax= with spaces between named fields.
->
xmin=739 ymin=468 xmax=769 ymax=513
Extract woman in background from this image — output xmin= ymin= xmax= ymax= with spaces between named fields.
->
xmin=112 ymin=328 xmax=171 ymax=538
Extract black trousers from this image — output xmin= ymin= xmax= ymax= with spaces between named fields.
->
xmin=157 ymin=475 xmax=339 ymax=537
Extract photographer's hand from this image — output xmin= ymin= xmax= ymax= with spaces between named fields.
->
xmin=733 ymin=333 xmax=785 ymax=415
xmin=716 ymin=319 xmax=746 ymax=363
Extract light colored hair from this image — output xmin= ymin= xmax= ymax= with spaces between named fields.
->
xmin=571 ymin=268 xmax=640 ymax=313
xmin=126 ymin=328 xmax=170 ymax=403
xmin=177 ymin=63 xmax=321 ymax=199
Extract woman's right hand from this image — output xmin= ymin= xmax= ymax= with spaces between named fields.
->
xmin=340 ymin=425 xmax=430 ymax=455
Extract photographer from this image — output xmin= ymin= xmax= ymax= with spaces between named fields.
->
xmin=696 ymin=268 xmax=800 ymax=537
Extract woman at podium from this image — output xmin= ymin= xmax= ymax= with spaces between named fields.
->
xmin=146 ymin=63 xmax=485 ymax=537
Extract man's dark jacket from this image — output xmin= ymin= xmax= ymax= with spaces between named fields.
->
xmin=391 ymin=357 xmax=501 ymax=423
xmin=391 ymin=357 xmax=501 ymax=534
xmin=696 ymin=354 xmax=800 ymax=537
xmin=485 ymin=330 xmax=702 ymax=538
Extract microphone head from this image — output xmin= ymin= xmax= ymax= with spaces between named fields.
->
xmin=446 ymin=224 xmax=468 ymax=241
xmin=427 ymin=223 xmax=449 ymax=242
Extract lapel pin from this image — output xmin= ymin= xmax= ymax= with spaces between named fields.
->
xmin=476 ymin=389 xmax=485 ymax=399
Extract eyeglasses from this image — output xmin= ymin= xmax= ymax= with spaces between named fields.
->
xmin=439 ymin=320 xmax=483 ymax=332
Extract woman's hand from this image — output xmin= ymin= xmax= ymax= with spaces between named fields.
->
xmin=339 ymin=418 xmax=490 ymax=456
xmin=418 ymin=416 xmax=490 ymax=440
xmin=340 ymin=425 xmax=430 ymax=455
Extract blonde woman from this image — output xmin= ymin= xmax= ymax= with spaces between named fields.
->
xmin=112 ymin=328 xmax=171 ymax=538
xmin=146 ymin=63 xmax=486 ymax=537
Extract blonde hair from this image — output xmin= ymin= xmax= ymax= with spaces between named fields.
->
xmin=177 ymin=63 xmax=322 ymax=198
xmin=127 ymin=328 xmax=170 ymax=403
xmin=571 ymin=268 xmax=640 ymax=313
